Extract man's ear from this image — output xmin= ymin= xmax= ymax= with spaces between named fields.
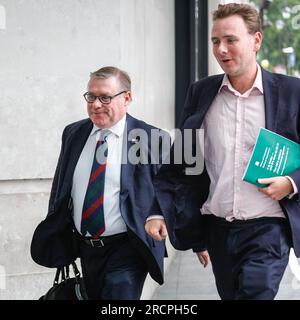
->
xmin=253 ymin=31 xmax=263 ymax=52
xmin=124 ymin=91 xmax=132 ymax=106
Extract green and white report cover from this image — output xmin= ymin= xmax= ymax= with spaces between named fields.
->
xmin=243 ymin=128 xmax=300 ymax=187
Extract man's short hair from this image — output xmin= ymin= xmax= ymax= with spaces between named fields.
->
xmin=90 ymin=66 xmax=131 ymax=91
xmin=212 ymin=3 xmax=262 ymax=34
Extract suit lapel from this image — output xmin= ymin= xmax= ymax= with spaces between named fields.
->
xmin=60 ymin=120 xmax=94 ymax=197
xmin=183 ymin=70 xmax=280 ymax=132
xmin=262 ymin=69 xmax=279 ymax=132
xmin=120 ymin=114 xmax=136 ymax=198
xmin=183 ymin=76 xmax=223 ymax=130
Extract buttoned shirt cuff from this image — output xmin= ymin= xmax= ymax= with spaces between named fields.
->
xmin=286 ymin=176 xmax=298 ymax=199
xmin=146 ymin=215 xmax=165 ymax=222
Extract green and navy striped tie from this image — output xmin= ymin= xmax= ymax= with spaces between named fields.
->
xmin=81 ymin=130 xmax=109 ymax=238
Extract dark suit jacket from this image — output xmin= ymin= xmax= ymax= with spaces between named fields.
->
xmin=154 ymin=68 xmax=300 ymax=256
xmin=31 ymin=113 xmax=167 ymax=285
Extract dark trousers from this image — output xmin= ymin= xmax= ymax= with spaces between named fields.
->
xmin=79 ymin=235 xmax=148 ymax=300
xmin=205 ymin=215 xmax=291 ymax=300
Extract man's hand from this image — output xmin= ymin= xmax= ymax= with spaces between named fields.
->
xmin=258 ymin=176 xmax=293 ymax=201
xmin=145 ymin=219 xmax=168 ymax=241
xmin=195 ymin=250 xmax=210 ymax=268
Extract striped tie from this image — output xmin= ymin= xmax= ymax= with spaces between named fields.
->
xmin=81 ymin=130 xmax=109 ymax=238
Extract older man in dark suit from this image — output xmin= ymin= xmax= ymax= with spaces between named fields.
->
xmin=146 ymin=3 xmax=300 ymax=300
xmin=31 ymin=66 xmax=168 ymax=300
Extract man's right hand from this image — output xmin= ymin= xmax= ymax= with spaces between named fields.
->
xmin=145 ymin=219 xmax=168 ymax=241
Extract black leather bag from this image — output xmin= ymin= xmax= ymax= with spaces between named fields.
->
xmin=39 ymin=262 xmax=88 ymax=300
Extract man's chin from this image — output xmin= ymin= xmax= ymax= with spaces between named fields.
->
xmin=91 ymin=118 xmax=109 ymax=129
xmin=220 ymin=64 xmax=234 ymax=74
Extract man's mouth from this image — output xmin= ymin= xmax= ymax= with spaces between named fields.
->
xmin=93 ymin=111 xmax=106 ymax=115
xmin=221 ymin=58 xmax=232 ymax=64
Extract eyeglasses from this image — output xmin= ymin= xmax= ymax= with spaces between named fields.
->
xmin=83 ymin=91 xmax=127 ymax=104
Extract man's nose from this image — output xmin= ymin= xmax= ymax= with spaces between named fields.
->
xmin=92 ymin=98 xmax=103 ymax=108
xmin=217 ymin=41 xmax=228 ymax=54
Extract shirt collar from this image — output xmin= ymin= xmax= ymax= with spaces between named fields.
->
xmin=90 ymin=114 xmax=126 ymax=138
xmin=218 ymin=64 xmax=264 ymax=96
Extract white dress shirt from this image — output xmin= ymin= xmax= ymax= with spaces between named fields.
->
xmin=71 ymin=116 xmax=127 ymax=236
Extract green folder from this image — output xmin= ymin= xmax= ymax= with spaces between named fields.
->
xmin=243 ymin=128 xmax=300 ymax=187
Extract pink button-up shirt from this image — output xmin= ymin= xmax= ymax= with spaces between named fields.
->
xmin=201 ymin=66 xmax=286 ymax=221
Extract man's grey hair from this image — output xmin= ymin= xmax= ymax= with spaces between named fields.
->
xmin=89 ymin=66 xmax=131 ymax=91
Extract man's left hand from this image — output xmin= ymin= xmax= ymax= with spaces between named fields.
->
xmin=195 ymin=250 xmax=210 ymax=268
xmin=258 ymin=176 xmax=293 ymax=201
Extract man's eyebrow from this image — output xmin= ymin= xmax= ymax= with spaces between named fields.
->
xmin=87 ymin=91 xmax=110 ymax=95
xmin=223 ymin=35 xmax=237 ymax=38
xmin=211 ymin=35 xmax=238 ymax=42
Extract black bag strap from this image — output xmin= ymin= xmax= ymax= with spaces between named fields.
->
xmin=53 ymin=268 xmax=61 ymax=285
xmin=53 ymin=261 xmax=81 ymax=286
xmin=65 ymin=265 xmax=70 ymax=279
xmin=61 ymin=268 xmax=66 ymax=281
xmin=71 ymin=262 xmax=81 ymax=280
